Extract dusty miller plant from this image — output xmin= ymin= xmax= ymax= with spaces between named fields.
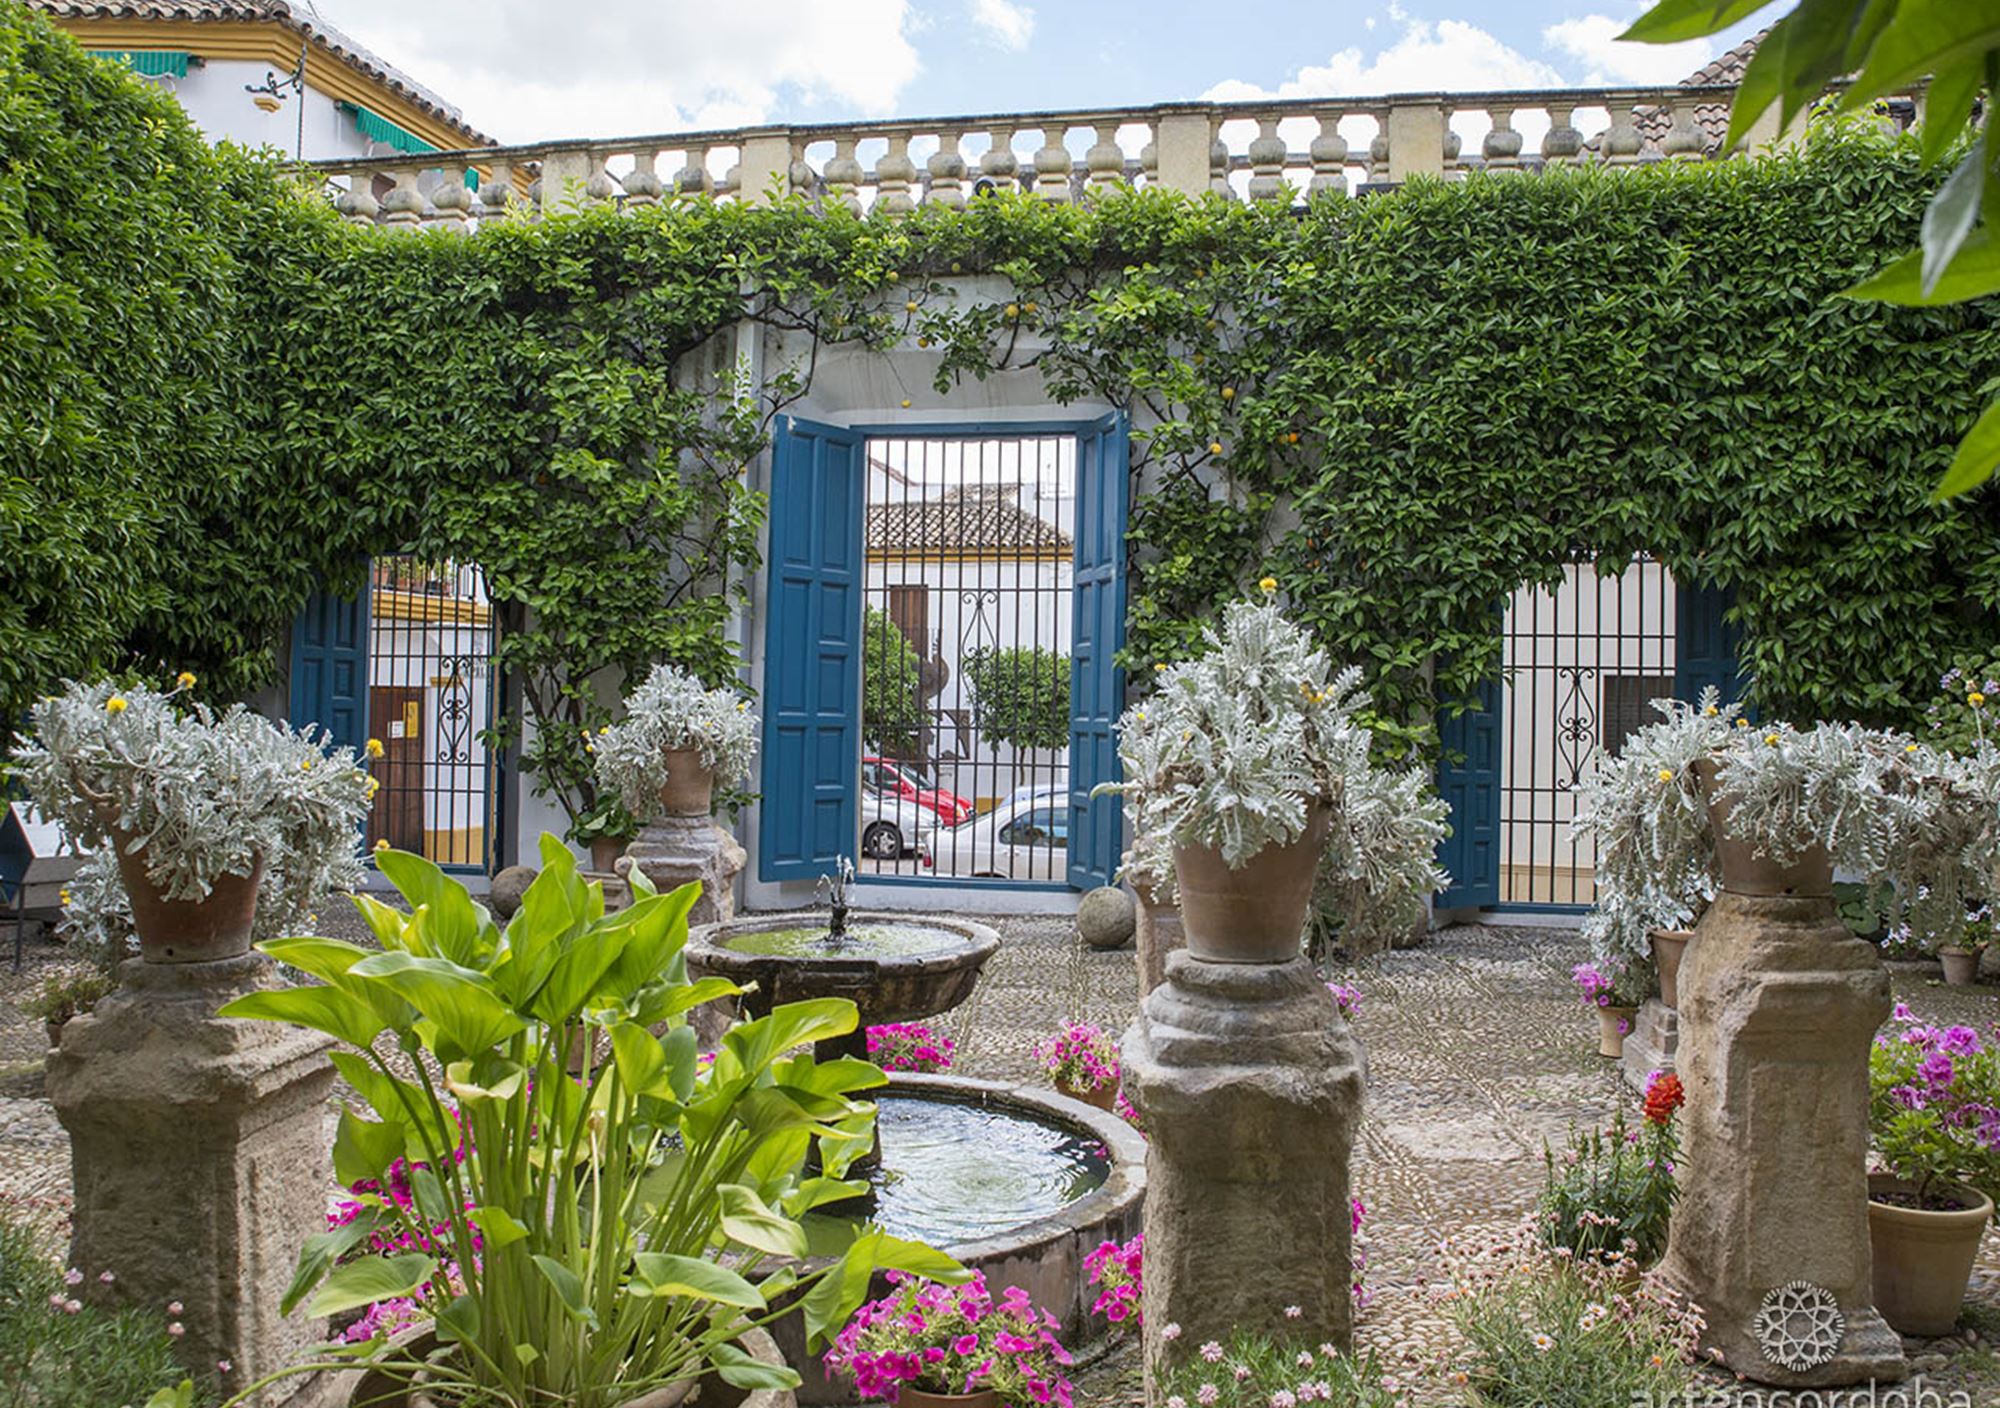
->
xmin=593 ymin=664 xmax=759 ymax=820
xmin=1870 ymin=739 xmax=2000 ymax=952
xmin=1311 ymin=761 xmax=1450 ymax=953
xmin=13 ymin=679 xmax=370 ymax=959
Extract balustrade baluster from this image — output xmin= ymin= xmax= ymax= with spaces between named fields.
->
xmin=624 ymin=150 xmax=664 ymax=207
xmin=382 ymin=168 xmax=425 ymax=230
xmin=430 ymin=166 xmax=472 ymax=230
xmin=825 ymin=137 xmax=864 ymax=214
xmin=877 ymin=133 xmax=917 ymax=214
xmin=1482 ymin=107 xmax=1523 ymax=175
xmin=1034 ymin=128 xmax=1074 ymax=202
xmin=1085 ymin=123 xmax=1125 ymax=199
xmin=1309 ymin=113 xmax=1348 ymax=200
xmin=1602 ymin=95 xmax=1644 ymax=165
xmin=335 ymin=172 xmax=379 ymax=226
xmin=980 ymin=127 xmax=1019 ymax=194
xmin=1662 ymin=101 xmax=1707 ymax=160
xmin=1209 ymin=121 xmax=1234 ymax=199
xmin=676 ymin=146 xmax=711 ymax=197
xmin=479 ymin=160 xmax=514 ymax=223
xmin=1247 ymin=117 xmax=1287 ymax=202
xmin=1541 ymin=104 xmax=1584 ymax=166
xmin=929 ymin=130 xmax=967 ymax=208
xmin=585 ymin=151 xmax=620 ymax=204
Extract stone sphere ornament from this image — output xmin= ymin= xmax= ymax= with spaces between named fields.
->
xmin=1077 ymin=886 xmax=1136 ymax=951
xmin=488 ymin=865 xmax=537 ymax=920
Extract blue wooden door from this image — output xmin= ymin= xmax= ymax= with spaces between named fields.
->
xmin=289 ymin=587 xmax=370 ymax=752
xmin=1068 ymin=412 xmax=1128 ymax=891
xmin=1434 ymin=674 xmax=1502 ymax=909
xmin=760 ymin=416 xmax=865 ymax=882
xmin=1674 ymin=583 xmax=1746 ymax=708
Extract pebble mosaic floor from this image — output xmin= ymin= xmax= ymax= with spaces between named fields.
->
xmin=4 ymin=913 xmax=2000 ymax=1405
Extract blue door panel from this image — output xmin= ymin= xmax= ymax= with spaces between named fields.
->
xmin=289 ymin=587 xmax=370 ymax=753
xmin=1069 ymin=412 xmax=1128 ymax=891
xmin=1674 ymin=583 xmax=1747 ymax=710
xmin=761 ymin=417 xmax=864 ymax=883
xmin=1435 ymin=673 xmax=1501 ymax=909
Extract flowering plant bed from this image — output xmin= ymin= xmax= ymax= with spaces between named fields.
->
xmin=1538 ymin=1072 xmax=1683 ymax=1268
xmin=821 ymin=1272 xmax=1073 ymax=1407
xmin=866 ymin=1023 xmax=956 ymax=1073
xmin=1154 ymin=1329 xmax=1401 ymax=1408
xmin=1868 ymin=1005 xmax=2000 ymax=1209
xmin=1083 ymin=1233 xmax=1141 ymax=1328
xmin=1032 ymin=1021 xmax=1120 ymax=1097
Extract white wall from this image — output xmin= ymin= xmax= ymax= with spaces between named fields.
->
xmin=117 ymin=58 xmax=390 ymax=161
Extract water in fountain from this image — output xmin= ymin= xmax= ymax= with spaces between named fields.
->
xmin=718 ymin=923 xmax=971 ymax=958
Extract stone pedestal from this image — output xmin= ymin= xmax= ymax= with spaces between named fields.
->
xmin=1660 ymin=891 xmax=1904 ymax=1387
xmin=46 ymin=955 xmax=336 ymax=1400
xmin=1123 ymin=951 xmax=1363 ymax=1390
xmin=1133 ymin=892 xmax=1186 ymax=998
xmin=1619 ymin=998 xmax=1679 ymax=1092
xmin=623 ymin=814 xmax=746 ymax=926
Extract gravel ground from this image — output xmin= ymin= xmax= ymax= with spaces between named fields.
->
xmin=5 ymin=911 xmax=2000 ymax=1405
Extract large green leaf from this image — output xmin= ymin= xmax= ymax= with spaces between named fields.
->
xmin=1921 ymin=137 xmax=1986 ymax=296
xmin=532 ymin=1255 xmax=598 ymax=1326
xmin=628 ymin=1252 xmax=764 ymax=1308
xmin=1846 ymin=227 xmax=2000 ymax=304
xmin=375 ymin=849 xmax=485 ymax=967
xmin=1619 ymin=0 xmax=1780 ymax=44
xmin=332 ymin=1106 xmax=407 ymax=1188
xmin=1840 ymin=2 xmax=2000 ymax=112
xmin=307 ymin=1254 xmax=435 ymax=1317
xmin=280 ymin=1218 xmax=375 ymax=1315
xmin=716 ymin=1183 xmax=809 ymax=1258
xmin=709 ymin=1340 xmax=802 ymax=1391
xmin=348 ymin=951 xmax=527 ymax=1056
xmin=218 ymin=985 xmax=386 ymax=1052
xmin=1932 ymin=396 xmax=2000 ymax=500
xmin=724 ymin=998 xmax=858 ymax=1074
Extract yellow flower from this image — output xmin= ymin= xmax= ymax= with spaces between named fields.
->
xmin=1735 ymin=718 xmax=1749 ymax=728
xmin=736 ymin=700 xmax=749 ymax=711
xmin=1657 ymin=768 xmax=1674 ymax=782
xmin=365 ymin=737 xmax=385 ymax=759
xmin=104 ymin=696 xmax=128 ymax=714
xmin=366 ymin=777 xmax=380 ymax=797
xmin=598 ymin=726 xmax=610 ymax=735
xmin=1973 ymin=692 xmax=1987 ymax=709
xmin=1906 ymin=742 xmax=1921 ymax=754
xmin=373 ymin=839 xmax=391 ymax=853
xmin=1765 ymin=733 xmax=1780 ymax=746
xmin=58 ymin=889 xmax=71 ymax=906
xmin=1135 ymin=709 xmax=1147 ymax=721
xmin=1259 ymin=576 xmax=1279 ymax=595
xmin=1208 ymin=440 xmax=1224 ymax=456
xmin=300 ymin=760 xmax=313 ymax=772
xmin=1154 ymin=662 xmax=1169 ymax=672
xmin=174 ymin=671 xmax=197 ymax=690
xmin=1703 ymin=705 xmax=1718 ymax=717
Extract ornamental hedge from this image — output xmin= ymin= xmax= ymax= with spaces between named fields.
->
xmin=8 ymin=0 xmax=2000 ymax=812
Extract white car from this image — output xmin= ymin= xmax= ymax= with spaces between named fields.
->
xmin=930 ymin=794 xmax=1071 ymax=881
xmin=859 ymin=786 xmax=938 ymax=861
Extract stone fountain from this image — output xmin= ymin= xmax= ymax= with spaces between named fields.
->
xmin=685 ymin=859 xmax=1146 ymax=1403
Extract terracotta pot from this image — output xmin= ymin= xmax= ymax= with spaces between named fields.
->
xmin=1597 ymin=1005 xmax=1636 ymax=1059
xmin=1867 ymin=1173 xmax=1994 ymax=1336
xmin=1649 ymin=929 xmax=1693 ymax=1009
xmin=590 ymin=836 xmax=633 ymax=872
xmin=1940 ymin=947 xmax=1982 ymax=986
xmin=112 ymin=838 xmax=263 ymax=964
xmin=1172 ymin=803 xmax=1329 ymax=963
xmin=658 ymin=749 xmax=716 ymax=817
xmin=1691 ymin=758 xmax=1834 ymax=897
xmin=1132 ymin=886 xmax=1185 ymax=997
xmin=896 ymin=1389 xmax=1000 ymax=1408
xmin=1057 ymin=1077 xmax=1118 ymax=1113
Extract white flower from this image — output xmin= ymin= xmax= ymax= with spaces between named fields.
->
xmin=1161 ymin=1322 xmax=1183 ymax=1341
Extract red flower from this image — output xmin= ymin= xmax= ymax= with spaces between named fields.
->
xmin=1643 ymin=1071 xmax=1685 ymax=1126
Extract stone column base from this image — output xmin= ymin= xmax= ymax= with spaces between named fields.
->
xmin=624 ymin=814 xmax=746 ymax=927
xmin=1619 ymin=998 xmax=1679 ymax=1092
xmin=47 ymin=955 xmax=336 ymax=1402
xmin=1124 ymin=951 xmax=1363 ymax=1394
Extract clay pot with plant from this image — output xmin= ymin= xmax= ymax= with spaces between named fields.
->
xmin=21 ymin=964 xmax=113 ymax=1047
xmin=15 ymin=678 xmax=373 ymax=966
xmin=1035 ymin=1020 xmax=1121 ymax=1111
xmin=593 ymin=664 xmax=758 ymax=825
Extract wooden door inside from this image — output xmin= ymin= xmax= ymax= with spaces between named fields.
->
xmin=368 ymin=685 xmax=426 ymax=853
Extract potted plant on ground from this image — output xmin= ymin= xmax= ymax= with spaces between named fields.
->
xmin=595 ymin=665 xmax=759 ymax=820
xmin=216 ymin=836 xmax=963 ymax=1407
xmin=1573 ymin=959 xmax=1649 ymax=1059
xmin=1538 ymin=1071 xmax=1684 ymax=1270
xmin=1865 ymin=1004 xmax=2000 ymax=1335
xmin=822 ymin=1272 xmax=1074 ymax=1408
xmin=1034 ymin=1019 xmax=1120 ymax=1112
xmin=1100 ymin=592 xmax=1429 ymax=964
xmin=14 ymin=678 xmax=372 ymax=963
xmin=865 ymin=1022 xmax=956 ymax=1073
xmin=572 ymin=794 xmax=642 ymax=872
xmin=20 ymin=963 xmax=113 ymax=1046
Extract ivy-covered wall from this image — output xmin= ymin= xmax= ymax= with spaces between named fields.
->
xmin=9 ymin=1 xmax=2000 ymax=815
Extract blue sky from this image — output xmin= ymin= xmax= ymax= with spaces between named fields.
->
xmin=317 ymin=0 xmax=1772 ymax=145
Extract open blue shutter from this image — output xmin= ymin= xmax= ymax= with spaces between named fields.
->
xmin=1434 ymin=674 xmax=1502 ymax=909
xmin=1674 ymin=583 xmax=1747 ymax=709
xmin=289 ymin=588 xmax=370 ymax=752
xmin=1068 ymin=412 xmax=1128 ymax=891
xmin=760 ymin=417 xmax=864 ymax=882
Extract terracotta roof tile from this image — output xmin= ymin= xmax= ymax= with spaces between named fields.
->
xmin=868 ymin=485 xmax=1071 ymax=557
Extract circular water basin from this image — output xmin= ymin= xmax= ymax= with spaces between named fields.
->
xmin=718 ymin=923 xmax=969 ymax=959
xmin=686 ymin=912 xmax=1001 ymax=1029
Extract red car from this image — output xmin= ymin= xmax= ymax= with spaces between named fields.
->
xmin=862 ymin=756 xmax=974 ymax=826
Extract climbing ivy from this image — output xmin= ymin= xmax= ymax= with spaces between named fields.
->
xmin=10 ymin=0 xmax=2000 ymax=814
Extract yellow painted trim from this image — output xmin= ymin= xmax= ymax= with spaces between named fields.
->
xmin=370 ymin=587 xmax=492 ymax=626
xmin=51 ymin=18 xmax=484 ymax=150
xmin=422 ymin=826 xmax=486 ymax=867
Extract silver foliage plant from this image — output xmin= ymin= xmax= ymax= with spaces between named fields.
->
xmin=594 ymin=663 xmax=759 ymax=819
xmin=14 ymin=679 xmax=372 ymax=958
xmin=1102 ymin=598 xmax=1448 ymax=936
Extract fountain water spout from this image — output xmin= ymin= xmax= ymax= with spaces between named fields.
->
xmin=816 ymin=856 xmax=856 ymax=944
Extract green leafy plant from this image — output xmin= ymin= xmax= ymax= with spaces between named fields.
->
xmin=1153 ymin=1331 xmax=1404 ymax=1408
xmin=216 ymin=837 xmax=962 ymax=1407
xmin=567 ymin=794 xmax=641 ymax=849
xmin=1925 ymin=658 xmax=2000 ymax=755
xmin=963 ymin=646 xmax=1069 ymax=751
xmin=592 ymin=663 xmax=759 ymax=821
xmin=1538 ymin=1073 xmax=1684 ymax=1269
xmin=861 ymin=607 xmax=927 ymax=757
xmin=18 ymin=964 xmax=112 ymax=1029
xmin=1870 ymin=1004 xmax=2000 ymax=1210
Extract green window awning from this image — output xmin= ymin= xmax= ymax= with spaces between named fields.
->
xmin=90 ymin=50 xmax=192 ymax=79
xmin=338 ymin=101 xmax=438 ymax=155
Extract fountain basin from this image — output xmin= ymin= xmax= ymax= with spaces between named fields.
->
xmin=772 ymin=1073 xmax=1147 ymax=1404
xmin=686 ymin=912 xmax=1001 ymax=1031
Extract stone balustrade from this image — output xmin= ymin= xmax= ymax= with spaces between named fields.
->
xmin=309 ymin=83 xmax=1859 ymax=229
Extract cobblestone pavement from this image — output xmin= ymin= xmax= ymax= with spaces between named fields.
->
xmin=5 ymin=915 xmax=2000 ymax=1404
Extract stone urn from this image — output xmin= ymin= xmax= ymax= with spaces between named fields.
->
xmin=1171 ymin=804 xmax=1327 ymax=964
xmin=1650 ymin=928 xmax=1693 ymax=1009
xmin=1867 ymin=1174 xmax=1994 ymax=1336
xmin=658 ymin=747 xmax=716 ymax=816
xmin=1596 ymin=1004 xmax=1636 ymax=1058
xmin=112 ymin=839 xmax=263 ymax=964
xmin=1939 ymin=946 xmax=1981 ymax=986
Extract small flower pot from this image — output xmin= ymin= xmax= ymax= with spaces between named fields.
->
xmin=658 ymin=749 xmax=716 ymax=817
xmin=896 ymin=1389 xmax=999 ymax=1408
xmin=1939 ymin=946 xmax=1981 ymax=986
xmin=1056 ymin=1077 xmax=1118 ymax=1113
xmin=1691 ymin=759 xmax=1833 ymax=898
xmin=1597 ymin=1005 xmax=1636 ymax=1059
xmin=1867 ymin=1174 xmax=1994 ymax=1336
xmin=1649 ymin=929 xmax=1693 ymax=1010
xmin=113 ymin=837 xmax=263 ymax=964
xmin=1171 ymin=803 xmax=1328 ymax=963
xmin=590 ymin=836 xmax=634 ymax=872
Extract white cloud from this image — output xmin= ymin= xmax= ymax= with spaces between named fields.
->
xmin=1204 ymin=17 xmax=1563 ymax=102
xmin=309 ymin=0 xmax=923 ymax=144
xmin=1544 ymin=13 xmax=1716 ymax=85
xmin=968 ymin=0 xmax=1034 ymax=50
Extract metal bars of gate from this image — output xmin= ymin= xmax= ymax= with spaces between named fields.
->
xmin=858 ymin=436 xmax=1076 ymax=883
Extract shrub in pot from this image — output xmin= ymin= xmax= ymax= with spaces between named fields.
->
xmin=595 ymin=665 xmax=759 ymax=820
xmin=20 ymin=963 xmax=113 ymax=1046
xmin=1866 ymin=1005 xmax=2000 ymax=1335
xmin=572 ymin=795 xmax=642 ymax=872
xmin=1100 ymin=595 xmax=1445 ymax=964
xmin=15 ymin=678 xmax=372 ymax=963
xmin=821 ymin=1272 xmax=1073 ymax=1408
xmin=1572 ymin=960 xmax=1649 ymax=1059
xmin=211 ymin=837 xmax=962 ymax=1407
xmin=1033 ymin=1019 xmax=1120 ymax=1111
